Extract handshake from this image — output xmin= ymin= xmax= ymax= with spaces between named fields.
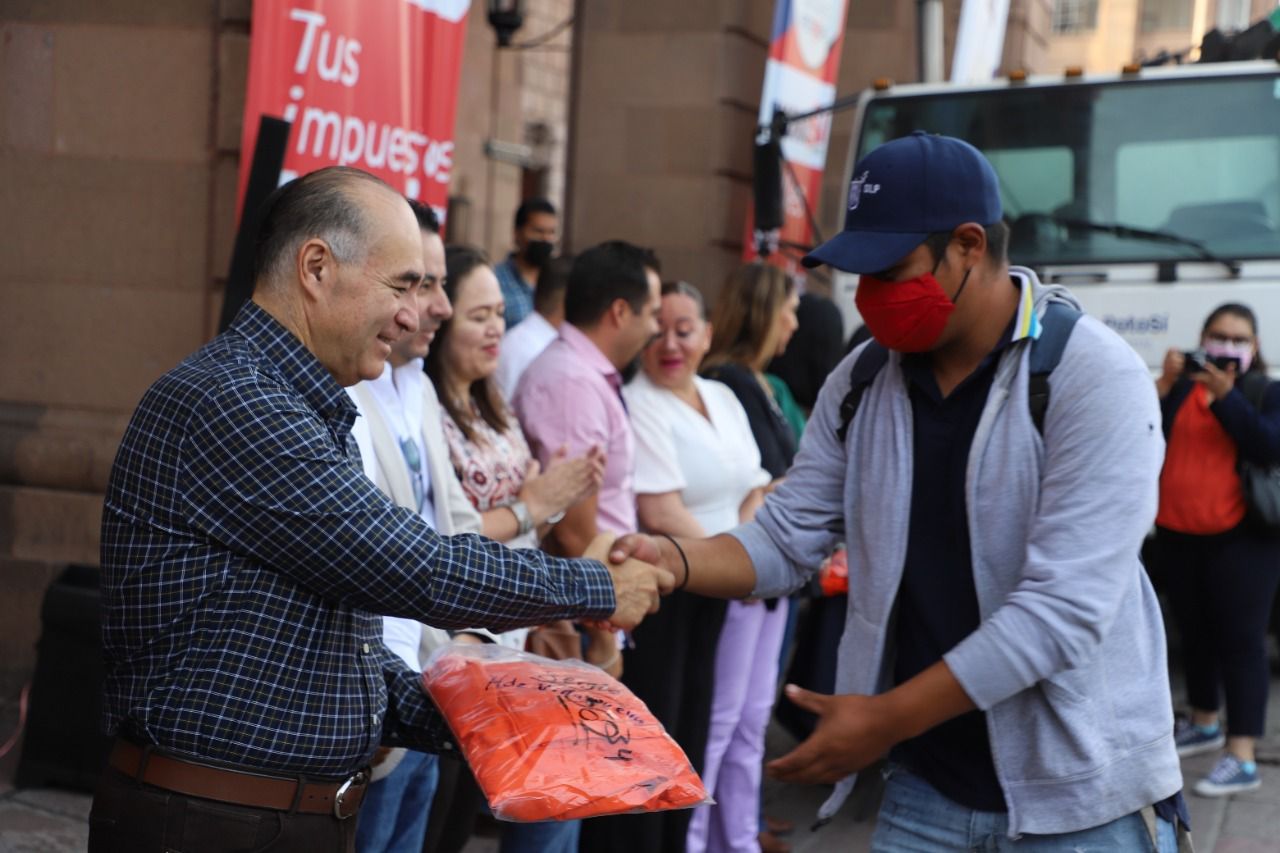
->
xmin=582 ymin=532 xmax=685 ymax=631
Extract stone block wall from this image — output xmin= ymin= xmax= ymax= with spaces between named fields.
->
xmin=0 ymin=1 xmax=246 ymax=691
xmin=564 ymin=0 xmax=774 ymax=299
xmin=448 ymin=0 xmax=576 ymax=260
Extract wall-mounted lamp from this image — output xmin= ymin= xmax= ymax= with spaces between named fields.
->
xmin=487 ymin=0 xmax=525 ymax=47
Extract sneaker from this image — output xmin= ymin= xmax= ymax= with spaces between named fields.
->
xmin=1193 ymin=754 xmax=1261 ymax=797
xmin=1174 ymin=717 xmax=1226 ymax=757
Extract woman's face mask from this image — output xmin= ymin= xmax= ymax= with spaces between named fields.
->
xmin=1202 ymin=316 xmax=1257 ymax=373
xmin=1202 ymin=338 xmax=1254 ymax=373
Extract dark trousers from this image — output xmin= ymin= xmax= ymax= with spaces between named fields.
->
xmin=88 ymin=765 xmax=356 ymax=853
xmin=776 ymin=593 xmax=846 ymax=741
xmin=578 ymin=590 xmax=727 ymax=853
xmin=1156 ymin=525 xmax=1280 ymax=736
xmin=421 ymin=755 xmax=485 ymax=853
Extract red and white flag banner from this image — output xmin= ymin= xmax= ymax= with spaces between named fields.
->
xmin=238 ymin=0 xmax=472 ymax=222
xmin=745 ymin=0 xmax=851 ymax=276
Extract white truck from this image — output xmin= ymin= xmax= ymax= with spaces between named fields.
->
xmin=833 ymin=60 xmax=1280 ymax=373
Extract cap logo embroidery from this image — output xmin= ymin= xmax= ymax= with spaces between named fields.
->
xmin=847 ymin=171 xmax=881 ymax=210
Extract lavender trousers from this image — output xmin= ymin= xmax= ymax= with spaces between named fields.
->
xmin=686 ymin=597 xmax=790 ymax=853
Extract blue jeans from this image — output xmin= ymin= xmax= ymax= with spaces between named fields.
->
xmin=355 ymin=751 xmax=440 ymax=853
xmin=500 ymin=818 xmax=580 ymax=853
xmin=871 ymin=764 xmax=1178 ymax=852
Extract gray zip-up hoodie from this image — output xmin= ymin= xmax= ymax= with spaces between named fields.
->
xmin=731 ymin=267 xmax=1181 ymax=837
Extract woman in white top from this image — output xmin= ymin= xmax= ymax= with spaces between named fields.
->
xmin=623 ymin=281 xmax=773 ymax=853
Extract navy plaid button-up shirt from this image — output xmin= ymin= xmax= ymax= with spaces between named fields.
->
xmin=101 ymin=302 xmax=616 ymax=778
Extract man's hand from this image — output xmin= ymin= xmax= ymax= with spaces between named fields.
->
xmin=609 ymin=532 xmax=758 ymax=600
xmin=584 ymin=533 xmax=674 ymax=630
xmin=767 ymin=662 xmax=976 ymax=784
xmin=608 ymin=533 xmax=677 ymax=594
xmin=608 ymin=532 xmax=664 ymax=567
xmin=765 ymin=686 xmax=898 ymax=784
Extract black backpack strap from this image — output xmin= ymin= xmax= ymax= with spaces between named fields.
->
xmin=834 ymin=302 xmax=1081 ymax=442
xmin=835 ymin=341 xmax=889 ymax=442
xmin=1027 ymin=300 xmax=1083 ymax=436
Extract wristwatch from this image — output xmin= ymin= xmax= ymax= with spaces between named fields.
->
xmin=508 ymin=500 xmax=535 ymax=536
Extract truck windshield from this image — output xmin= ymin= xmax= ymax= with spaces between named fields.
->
xmin=857 ymin=72 xmax=1280 ymax=266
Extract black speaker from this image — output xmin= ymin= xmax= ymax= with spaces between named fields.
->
xmin=218 ymin=115 xmax=291 ymax=333
xmin=15 ymin=565 xmax=112 ymax=791
xmin=753 ymin=134 xmax=785 ymax=234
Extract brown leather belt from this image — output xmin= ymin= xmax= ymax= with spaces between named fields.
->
xmin=108 ymin=739 xmax=370 ymax=819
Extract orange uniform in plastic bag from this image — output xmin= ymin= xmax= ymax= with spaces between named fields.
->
xmin=422 ymin=644 xmax=710 ymax=822
xmin=818 ymin=546 xmax=849 ymax=597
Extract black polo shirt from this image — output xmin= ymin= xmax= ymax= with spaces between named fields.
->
xmin=889 ymin=318 xmax=1015 ymax=813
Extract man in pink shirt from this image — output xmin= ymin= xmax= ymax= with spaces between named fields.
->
xmin=512 ymin=240 xmax=660 ymax=556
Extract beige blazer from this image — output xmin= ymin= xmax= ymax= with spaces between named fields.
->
xmin=348 ymin=380 xmax=482 ymax=538
xmin=348 ymin=377 xmax=482 ymax=780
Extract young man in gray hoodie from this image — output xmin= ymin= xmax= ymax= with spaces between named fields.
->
xmin=611 ymin=132 xmax=1187 ymax=850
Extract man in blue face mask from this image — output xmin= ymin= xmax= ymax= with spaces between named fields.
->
xmin=610 ymin=132 xmax=1190 ymax=851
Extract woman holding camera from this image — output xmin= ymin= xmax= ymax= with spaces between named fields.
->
xmin=1154 ymin=302 xmax=1280 ymax=797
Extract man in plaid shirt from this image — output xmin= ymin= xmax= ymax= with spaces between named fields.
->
xmin=89 ymin=167 xmax=670 ymax=853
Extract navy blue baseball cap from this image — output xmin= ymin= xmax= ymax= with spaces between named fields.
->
xmin=802 ymin=131 xmax=1002 ymax=274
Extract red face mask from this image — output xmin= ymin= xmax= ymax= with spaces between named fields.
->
xmin=855 ymin=267 xmax=970 ymax=353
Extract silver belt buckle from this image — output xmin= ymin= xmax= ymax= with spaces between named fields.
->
xmin=332 ymin=769 xmax=368 ymax=820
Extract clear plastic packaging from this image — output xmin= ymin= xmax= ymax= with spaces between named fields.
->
xmin=422 ymin=643 xmax=711 ymax=822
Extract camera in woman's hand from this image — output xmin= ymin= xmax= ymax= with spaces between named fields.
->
xmin=1182 ymin=350 xmax=1240 ymax=374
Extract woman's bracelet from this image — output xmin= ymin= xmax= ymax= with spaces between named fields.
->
xmin=507 ymin=500 xmax=535 ymax=536
xmin=656 ymin=533 xmax=690 ymax=592
xmin=593 ymin=650 xmax=621 ymax=671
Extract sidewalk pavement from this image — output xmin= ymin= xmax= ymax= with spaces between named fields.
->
xmin=1 ymin=674 xmax=1277 ymax=852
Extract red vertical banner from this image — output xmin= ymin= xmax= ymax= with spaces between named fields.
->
xmin=746 ymin=0 xmax=851 ymax=275
xmin=238 ymin=0 xmax=471 ymax=222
